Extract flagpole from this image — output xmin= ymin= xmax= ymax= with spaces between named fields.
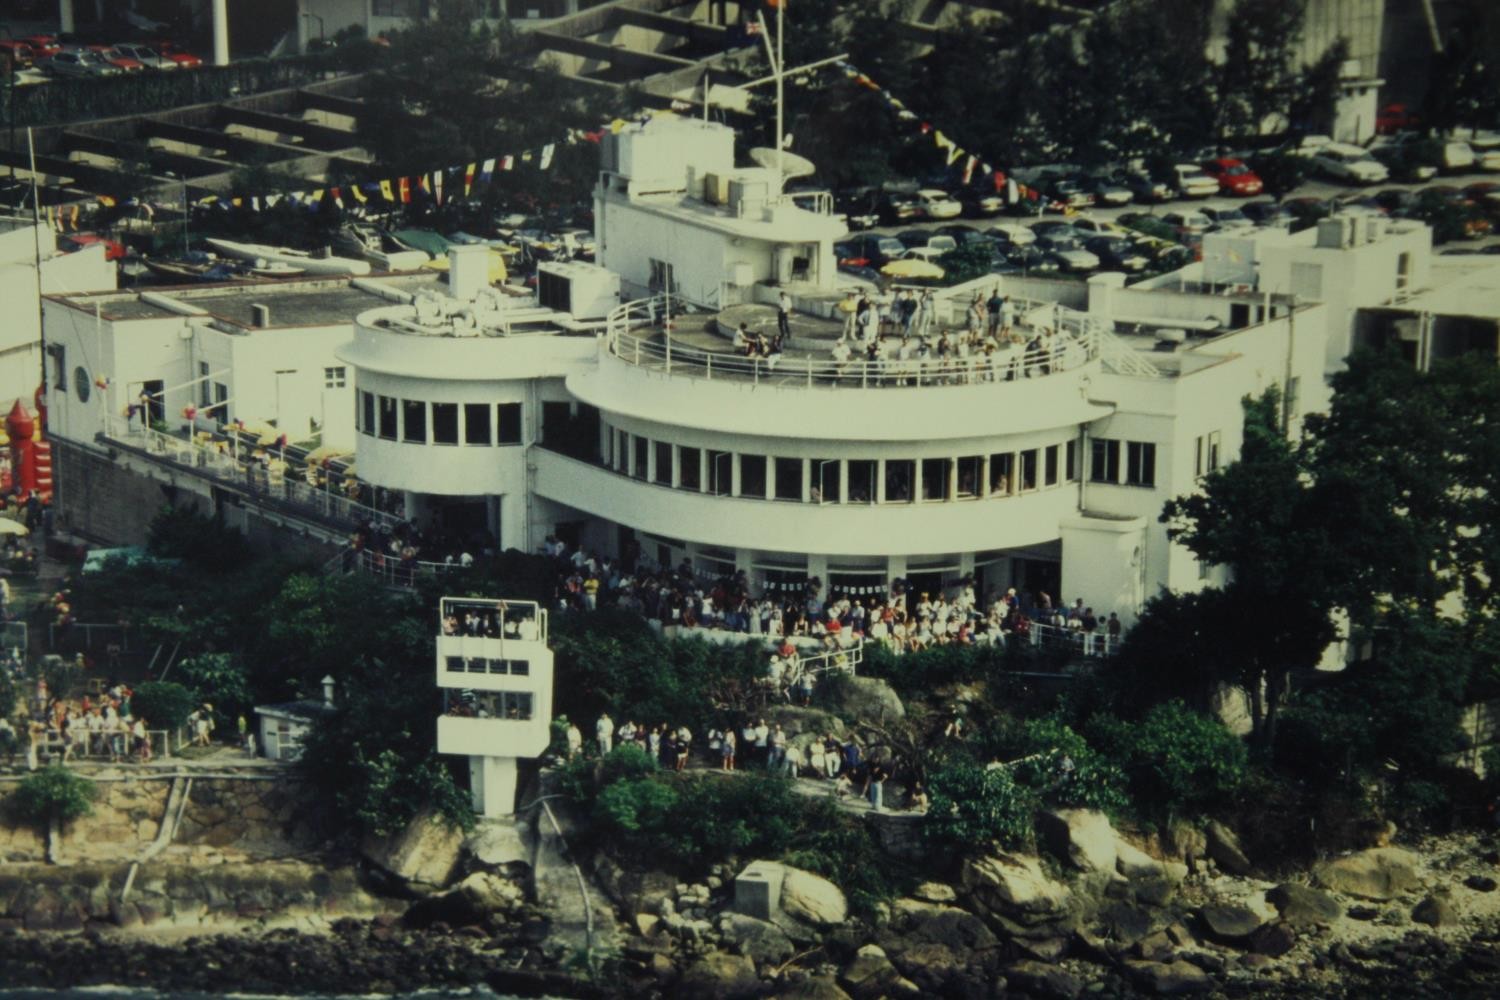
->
xmin=775 ymin=0 xmax=784 ymax=192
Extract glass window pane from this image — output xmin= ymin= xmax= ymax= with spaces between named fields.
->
xmin=813 ymin=459 xmax=839 ymax=503
xmin=1020 ymin=450 xmax=1038 ymax=491
xmin=740 ymin=454 xmax=767 ymax=498
xmin=464 ymin=403 xmax=491 ymax=445
xmin=654 ymin=441 xmax=672 ymax=485
xmin=360 ymin=391 xmax=374 ymax=435
xmin=679 ymin=446 xmax=701 ymax=490
xmin=432 ymin=403 xmax=459 ymax=445
xmin=921 ymin=458 xmax=950 ymax=501
xmin=775 ymin=458 xmax=803 ymax=501
xmin=989 ymin=453 xmax=1013 ymax=495
xmin=378 ymin=396 xmax=397 ymax=440
xmin=956 ymin=456 xmax=980 ymax=498
xmin=885 ymin=460 xmax=914 ymax=503
xmin=847 ymin=460 xmax=875 ymax=503
xmin=1044 ymin=445 xmax=1059 ymax=487
xmin=497 ymin=403 xmax=522 ymax=444
xmin=402 ymin=400 xmax=426 ymax=443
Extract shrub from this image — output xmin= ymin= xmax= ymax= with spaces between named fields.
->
xmin=980 ymin=715 xmax=1130 ymax=815
xmin=131 ymin=681 xmax=196 ymax=731
xmin=781 ymin=799 xmax=902 ymax=914
xmin=1088 ymin=701 xmax=1248 ymax=821
xmin=11 ymin=767 xmax=97 ymax=825
xmin=595 ymin=777 xmax=680 ymax=835
xmin=925 ymin=756 xmax=1037 ymax=851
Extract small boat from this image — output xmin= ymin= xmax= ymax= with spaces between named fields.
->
xmin=335 ymin=223 xmax=430 ymax=271
xmin=143 ymin=257 xmax=242 ymax=282
xmin=205 ymin=238 xmax=371 ymax=276
xmin=248 ymin=260 xmax=306 ymax=278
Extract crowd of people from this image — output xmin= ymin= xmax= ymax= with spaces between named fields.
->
xmin=566 ymin=712 xmax=914 ymax=813
xmin=541 ymin=536 xmax=1120 ymax=658
xmin=4 ymin=675 xmax=156 ymax=768
xmin=347 ymin=517 xmax=497 ymax=580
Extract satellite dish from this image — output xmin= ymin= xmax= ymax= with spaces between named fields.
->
xmin=749 ymin=146 xmax=816 ymax=179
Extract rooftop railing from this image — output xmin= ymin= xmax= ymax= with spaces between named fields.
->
xmin=603 ymin=293 xmax=1105 ymax=388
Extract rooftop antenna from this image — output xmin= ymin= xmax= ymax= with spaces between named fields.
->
xmin=754 ymin=0 xmax=787 ymax=193
xmin=27 ymin=126 xmax=45 ymax=400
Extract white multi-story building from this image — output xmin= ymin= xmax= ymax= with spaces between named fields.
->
xmin=45 ymin=114 xmax=1452 ymax=630
xmin=436 ymin=596 xmax=553 ymax=817
xmin=1 ymin=217 xmax=117 ymax=410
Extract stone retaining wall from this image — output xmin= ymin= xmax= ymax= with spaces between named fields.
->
xmin=0 ymin=771 xmax=319 ymax=863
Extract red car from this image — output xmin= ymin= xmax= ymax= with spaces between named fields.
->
xmin=58 ymin=233 xmax=126 ymax=261
xmin=1200 ymin=158 xmax=1264 ymax=197
xmin=1376 ymin=103 xmax=1419 ymax=135
xmin=86 ymin=45 xmax=145 ymax=73
xmin=19 ymin=35 xmax=61 ymax=58
xmin=150 ymin=41 xmax=203 ymax=69
xmin=0 ymin=41 xmax=36 ymax=69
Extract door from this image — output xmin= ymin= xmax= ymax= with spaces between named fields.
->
xmin=140 ymin=379 xmax=164 ymax=427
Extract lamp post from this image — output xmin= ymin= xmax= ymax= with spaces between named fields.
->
xmin=302 ymin=12 xmax=326 ymax=50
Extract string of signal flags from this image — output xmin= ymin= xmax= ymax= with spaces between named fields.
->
xmin=60 ymin=59 xmax=1062 ymax=227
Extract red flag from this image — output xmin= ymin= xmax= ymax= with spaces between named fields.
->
xmin=399 ymin=177 xmax=411 ymax=204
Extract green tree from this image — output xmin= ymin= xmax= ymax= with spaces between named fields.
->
xmin=1246 ymin=150 xmax=1309 ymax=202
xmin=131 ymin=681 xmax=196 ymax=732
xmin=146 ymin=504 xmax=250 ymax=572
xmin=11 ymin=767 xmax=97 ymax=826
xmin=924 ymin=756 xmax=1037 ymax=851
xmin=1420 ymin=0 xmax=1500 ymax=134
xmin=1215 ymin=0 xmax=1307 ymax=138
xmin=1087 ymin=702 xmax=1248 ymax=822
xmin=175 ymin=652 xmax=252 ymax=731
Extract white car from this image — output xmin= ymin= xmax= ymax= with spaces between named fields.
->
xmin=1069 ymin=217 xmax=1131 ymax=239
xmin=1387 ymin=133 xmax=1474 ymax=172
xmin=1312 ymin=143 xmax=1390 ymax=184
xmin=915 ymin=188 xmax=963 ymax=220
xmin=109 ymin=43 xmax=177 ymax=71
xmin=984 ymin=223 xmax=1035 ymax=246
xmin=1171 ymin=164 xmax=1219 ymax=198
xmin=1468 ymin=134 xmax=1500 ymax=172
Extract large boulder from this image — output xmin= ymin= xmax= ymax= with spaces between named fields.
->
xmin=1037 ymin=809 xmax=1118 ymax=874
xmin=839 ymin=944 xmax=905 ymax=999
xmin=1124 ymin=959 xmax=1213 ymax=995
xmin=1005 ymin=959 xmax=1083 ymax=1000
xmin=1313 ymin=848 xmax=1421 ymax=901
xmin=837 ymin=677 xmax=906 ymax=722
xmin=1204 ymin=820 xmax=1253 ymax=877
xmin=1115 ymin=837 xmax=1170 ymax=880
xmin=360 ymin=805 xmax=464 ymax=892
xmin=403 ymin=871 xmax=524 ymax=928
xmin=890 ymin=898 xmax=999 ymax=951
xmin=720 ymin=912 xmax=796 ymax=966
xmin=781 ymin=865 xmax=848 ymax=927
xmin=1265 ymin=883 xmax=1342 ymax=927
xmin=677 ymin=951 xmax=762 ymax=1000
xmin=1412 ymin=893 xmax=1457 ymax=928
xmin=774 ymin=978 xmax=852 ymax=1000
xmin=962 ymin=853 xmax=1072 ymax=924
xmin=1196 ymin=902 xmax=1264 ymax=946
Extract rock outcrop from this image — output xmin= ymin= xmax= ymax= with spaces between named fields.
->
xmin=1037 ymin=809 xmax=1117 ymax=874
xmin=780 ymin=865 xmax=848 ymax=927
xmin=361 ymin=805 xmax=464 ymax=893
xmin=1313 ymin=847 xmax=1421 ymax=901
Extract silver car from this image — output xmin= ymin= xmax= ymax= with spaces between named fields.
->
xmin=43 ymin=50 xmax=121 ymax=78
xmin=110 ymin=43 xmax=178 ymax=71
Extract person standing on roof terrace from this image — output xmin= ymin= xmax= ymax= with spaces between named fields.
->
xmin=777 ymin=290 xmax=792 ymax=340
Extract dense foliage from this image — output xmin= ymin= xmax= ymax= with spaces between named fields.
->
xmin=10 ymin=767 xmax=97 ymax=826
xmin=925 ymin=759 xmax=1037 ymax=852
xmin=130 ymin=681 xmax=196 ymax=732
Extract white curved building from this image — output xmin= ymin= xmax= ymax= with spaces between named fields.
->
xmin=334 ymin=117 xmax=1337 ymax=623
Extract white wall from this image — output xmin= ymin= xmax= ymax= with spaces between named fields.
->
xmin=598 ymin=201 xmax=734 ymax=308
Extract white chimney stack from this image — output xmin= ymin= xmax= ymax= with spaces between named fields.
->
xmin=447 ymin=244 xmax=490 ymax=301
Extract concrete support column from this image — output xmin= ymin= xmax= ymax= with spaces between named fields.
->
xmin=297 ymin=0 xmax=310 ymax=54
xmin=837 ymin=459 xmax=848 ymax=504
xmin=980 ymin=456 xmax=991 ymax=498
xmin=212 ymin=0 xmax=231 ymax=67
xmin=886 ymin=555 xmax=907 ymax=597
xmin=731 ymin=452 xmax=741 ymax=497
xmin=875 ymin=459 xmax=886 ymax=504
xmin=807 ymin=554 xmax=828 ymax=593
xmin=469 ymin=755 xmax=518 ymax=818
xmin=646 ymin=439 xmax=657 ymax=484
xmin=670 ymin=443 xmax=680 ymax=488
xmin=959 ymin=552 xmax=975 ymax=580
xmin=59 ymin=0 xmax=76 ymax=34
xmin=801 ymin=459 xmax=811 ymax=503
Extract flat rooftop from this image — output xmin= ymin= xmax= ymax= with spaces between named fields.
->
xmin=1398 ymin=258 xmax=1500 ymax=319
xmin=50 ymin=272 xmax=447 ymax=329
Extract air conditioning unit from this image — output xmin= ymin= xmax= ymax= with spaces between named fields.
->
xmin=537 ymin=261 xmax=620 ymax=320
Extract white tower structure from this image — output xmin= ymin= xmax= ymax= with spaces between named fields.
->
xmin=435 ymin=596 xmax=553 ymax=818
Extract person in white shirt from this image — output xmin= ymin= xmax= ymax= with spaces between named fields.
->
xmin=595 ymin=713 xmax=614 ymax=755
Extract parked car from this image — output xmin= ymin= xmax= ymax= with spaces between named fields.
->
xmin=1409 ymin=186 xmax=1493 ymax=241
xmin=896 ymin=230 xmax=959 ymax=253
xmin=834 ymin=189 xmax=881 ymax=231
xmin=1003 ymin=245 xmax=1059 ymax=273
xmin=19 ymin=35 xmax=62 ymax=58
xmin=1468 ymin=133 xmax=1500 ymax=172
xmin=958 ymin=188 xmax=1005 ymax=218
xmin=1170 ymin=164 xmax=1220 ymax=198
xmin=1118 ymin=171 xmax=1172 ymax=204
xmin=109 ymin=43 xmax=178 ymax=71
xmin=983 ymin=223 xmax=1036 ymax=248
xmin=1201 ymin=206 xmax=1254 ymax=230
xmin=1161 ymin=210 xmax=1214 ymax=240
xmin=833 ymin=241 xmax=869 ymax=268
xmin=1069 ymin=217 xmax=1132 ymax=239
xmin=914 ymin=188 xmax=963 ymax=220
xmin=1029 ymin=220 xmax=1080 ymax=240
xmin=1034 ymin=231 xmax=1099 ymax=272
xmin=1199 ymin=157 xmax=1263 ymax=196
xmin=0 ymin=41 xmax=36 ymax=69
xmin=1371 ymin=188 xmax=1417 ymax=215
xmin=846 ymin=234 xmax=906 ymax=268
xmin=1312 ymin=143 xmax=1390 ymax=184
xmin=1369 ymin=144 xmax=1438 ymax=183
xmin=1462 ymin=182 xmax=1500 ymax=220
xmin=878 ymin=192 xmax=922 ymax=226
xmin=86 ymin=45 xmax=145 ymax=73
xmin=1081 ymin=174 xmax=1133 ymax=207
xmin=1284 ymin=133 xmax=1333 ymax=157
xmin=41 ymin=50 xmax=121 ymax=78
xmin=150 ymin=42 xmax=204 ymax=69
xmin=1043 ymin=176 xmax=1095 ymax=210
xmin=1241 ymin=201 xmax=1297 ymax=227
xmin=1284 ymin=196 xmax=1338 ymax=229
xmin=1083 ymin=236 xmax=1149 ymax=271
xmin=1386 ymin=133 xmax=1475 ymax=173
xmin=934 ymin=224 xmax=987 ymax=246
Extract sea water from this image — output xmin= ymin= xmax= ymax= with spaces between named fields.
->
xmin=0 ymin=989 xmax=533 ymax=1000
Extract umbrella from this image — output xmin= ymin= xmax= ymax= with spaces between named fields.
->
xmin=0 ymin=518 xmax=29 ymax=537
xmin=880 ymin=258 xmax=945 ymax=280
xmin=304 ymin=445 xmax=351 ymax=465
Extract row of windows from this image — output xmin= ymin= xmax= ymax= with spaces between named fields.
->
xmin=602 ymin=424 xmax=1080 ymax=504
xmin=445 ymin=656 xmax=532 ymax=677
xmin=359 ymin=392 xmax=523 ymax=446
xmin=447 ymin=691 xmax=535 ymax=721
xmin=1089 ymin=439 xmax=1157 ymax=488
